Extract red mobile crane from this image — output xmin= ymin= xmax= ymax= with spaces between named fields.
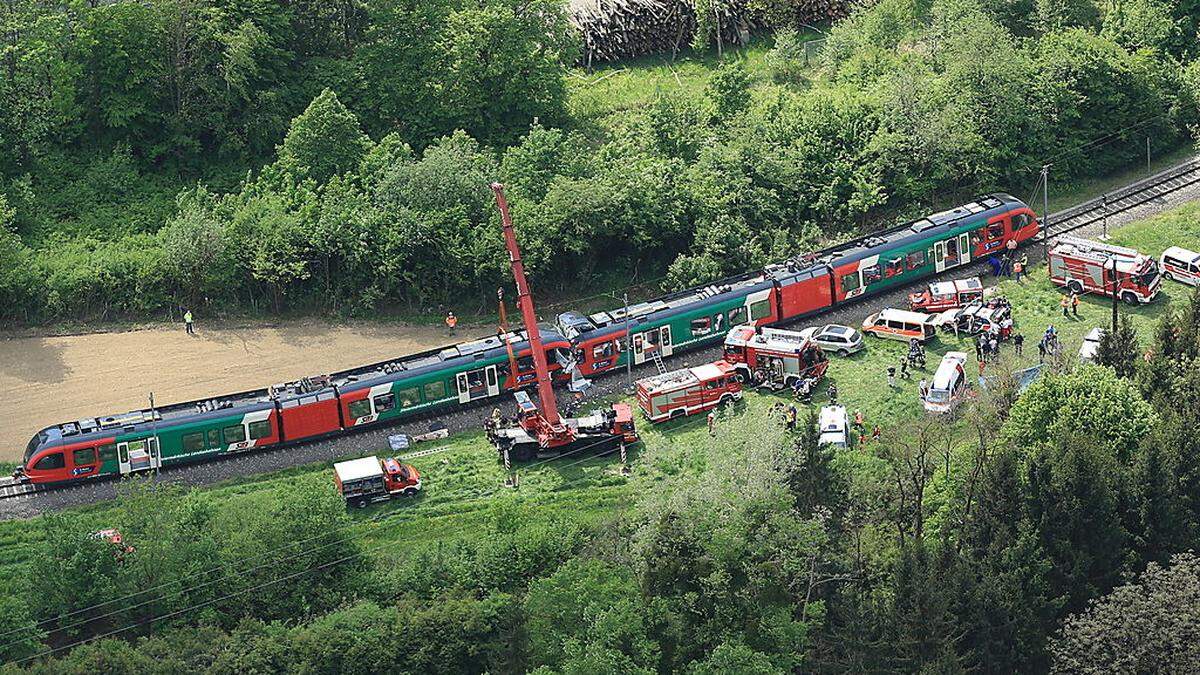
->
xmin=486 ymin=183 xmax=638 ymax=461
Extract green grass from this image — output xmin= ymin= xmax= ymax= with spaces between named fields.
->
xmin=1 ymin=202 xmax=1198 ymax=590
xmin=1046 ymin=144 xmax=1197 ymax=214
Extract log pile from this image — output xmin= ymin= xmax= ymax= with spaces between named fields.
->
xmin=570 ymin=0 xmax=760 ymax=66
xmin=569 ymin=0 xmax=856 ymax=66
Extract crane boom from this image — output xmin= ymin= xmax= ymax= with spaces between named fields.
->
xmin=491 ymin=183 xmax=563 ymax=429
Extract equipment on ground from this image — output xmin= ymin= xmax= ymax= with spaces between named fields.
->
xmin=333 ymin=456 xmax=421 ymax=508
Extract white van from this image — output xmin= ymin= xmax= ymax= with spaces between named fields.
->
xmin=924 ymin=352 xmax=969 ymax=414
xmin=818 ymin=405 xmax=849 ymax=448
xmin=1161 ymin=246 xmax=1200 ymax=286
xmin=862 ymin=308 xmax=938 ymax=343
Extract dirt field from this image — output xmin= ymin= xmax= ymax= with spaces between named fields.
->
xmin=0 ymin=320 xmax=468 ymax=462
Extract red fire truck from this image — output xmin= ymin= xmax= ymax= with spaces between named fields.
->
xmin=333 ymin=456 xmax=422 ymax=508
xmin=722 ymin=325 xmax=829 ymax=390
xmin=1047 ymin=236 xmax=1161 ymax=305
xmin=636 ymin=360 xmax=741 ymax=423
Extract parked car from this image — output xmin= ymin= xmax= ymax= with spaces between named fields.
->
xmin=1161 ymin=246 xmax=1200 ymax=286
xmin=797 ymin=324 xmax=865 ymax=356
xmin=862 ymin=308 xmax=938 ymax=343
xmin=1079 ymin=327 xmax=1105 ymax=363
xmin=818 ymin=405 xmax=849 ymax=448
xmin=924 ymin=352 xmax=969 ymax=414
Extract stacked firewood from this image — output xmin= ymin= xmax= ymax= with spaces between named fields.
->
xmin=570 ymin=0 xmax=759 ymax=66
xmin=569 ymin=0 xmax=855 ymax=65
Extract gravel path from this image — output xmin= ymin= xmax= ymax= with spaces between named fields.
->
xmin=5 ymin=165 xmax=1198 ymax=519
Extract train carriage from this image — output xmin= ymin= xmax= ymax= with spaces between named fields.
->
xmin=18 ymin=193 xmax=1041 ymax=488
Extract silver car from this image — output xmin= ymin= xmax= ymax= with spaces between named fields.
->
xmin=798 ymin=324 xmax=865 ymax=357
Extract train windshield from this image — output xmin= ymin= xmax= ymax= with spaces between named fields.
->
xmin=24 ymin=432 xmax=47 ymax=464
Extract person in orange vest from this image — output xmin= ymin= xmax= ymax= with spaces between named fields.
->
xmin=1060 ymin=295 xmax=1070 ymax=318
xmin=1070 ymin=292 xmax=1080 ymax=317
xmin=445 ymin=311 xmax=458 ymax=336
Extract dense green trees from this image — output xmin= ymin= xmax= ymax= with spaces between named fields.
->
xmin=2 ymin=0 xmax=1197 ymax=322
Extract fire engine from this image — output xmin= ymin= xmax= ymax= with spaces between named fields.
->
xmin=333 ymin=456 xmax=421 ymax=508
xmin=908 ymin=277 xmax=984 ymax=313
xmin=636 ymin=360 xmax=741 ymax=423
xmin=1048 ymin=236 xmax=1161 ymax=304
xmin=722 ymin=324 xmax=829 ymax=390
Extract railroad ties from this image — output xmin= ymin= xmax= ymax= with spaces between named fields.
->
xmin=0 ymin=477 xmax=41 ymax=501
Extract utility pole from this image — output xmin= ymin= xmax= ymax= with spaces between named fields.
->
xmin=1100 ymin=193 xmax=1109 ymax=241
xmin=1147 ymin=137 xmax=1151 ymax=173
xmin=1040 ymin=164 xmax=1051 ymax=260
xmin=149 ymin=392 xmax=159 ymax=471
xmin=606 ymin=290 xmax=634 ymax=391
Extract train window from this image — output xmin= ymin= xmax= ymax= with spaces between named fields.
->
xmin=593 ymin=342 xmax=615 ymax=360
xmin=35 ymin=452 xmax=64 ymax=471
xmin=907 ymin=250 xmax=925 ymax=270
xmin=516 ymin=355 xmax=534 ymax=371
xmin=862 ymin=265 xmax=882 ymax=284
xmin=248 ymin=420 xmax=272 ymax=440
xmin=423 ymin=381 xmax=446 ymax=401
xmin=691 ymin=317 xmax=711 ymax=337
xmin=398 ymin=387 xmax=420 ymax=407
xmin=729 ymin=307 xmax=747 ymax=325
xmin=749 ymin=299 xmax=771 ymax=321
xmin=842 ymin=273 xmax=860 ymax=292
xmin=207 ymin=430 xmax=220 ymax=448
xmin=98 ymin=444 xmax=117 ymax=464
xmin=182 ymin=433 xmax=205 ymax=453
xmin=1013 ymin=213 xmax=1032 ymax=229
xmin=987 ymin=222 xmax=1005 ymax=239
xmin=223 ymin=425 xmax=247 ymax=444
xmin=713 ymin=313 xmax=725 ymax=333
xmin=348 ymin=399 xmax=372 ymax=419
xmin=885 ymin=258 xmax=903 ymax=277
xmin=73 ymin=447 xmax=97 ymax=466
xmin=373 ymin=393 xmax=396 ymax=413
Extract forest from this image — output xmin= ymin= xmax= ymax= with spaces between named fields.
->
xmin=3 ymin=273 xmax=1200 ymax=672
xmin=2 ymin=0 xmax=1199 ymax=321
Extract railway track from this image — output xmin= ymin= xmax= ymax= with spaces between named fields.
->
xmin=1043 ymin=157 xmax=1200 ymax=240
xmin=4 ymin=154 xmax=1199 ymax=515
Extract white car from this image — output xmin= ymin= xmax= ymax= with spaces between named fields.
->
xmin=798 ymin=324 xmax=865 ymax=356
xmin=818 ymin=405 xmax=849 ymax=448
xmin=1079 ymin=327 xmax=1104 ymax=363
xmin=924 ymin=352 xmax=969 ymax=414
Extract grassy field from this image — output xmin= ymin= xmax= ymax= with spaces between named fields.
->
xmin=1 ymin=203 xmax=1198 ymax=592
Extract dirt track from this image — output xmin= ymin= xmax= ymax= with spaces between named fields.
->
xmin=0 ymin=321 xmax=466 ymax=462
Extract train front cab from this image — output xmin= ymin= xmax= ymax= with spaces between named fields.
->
xmin=21 ymin=432 xmax=121 ymax=484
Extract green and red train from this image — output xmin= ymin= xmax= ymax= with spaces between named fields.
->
xmin=18 ymin=192 xmax=1038 ymax=486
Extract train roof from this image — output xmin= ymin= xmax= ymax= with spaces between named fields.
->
xmin=28 ymin=325 xmax=569 ymax=456
xmin=566 ymin=194 xmax=1026 ymax=341
xmin=767 ymin=194 xmax=1024 ymax=279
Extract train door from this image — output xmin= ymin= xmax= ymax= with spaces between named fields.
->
xmin=934 ymin=241 xmax=948 ymax=273
xmin=632 ymin=332 xmax=646 ymax=365
xmin=456 ymin=365 xmax=499 ymax=403
xmin=117 ymin=438 xmax=161 ymax=475
xmin=957 ymin=233 xmax=971 ymax=265
xmin=659 ymin=326 xmax=673 ymax=357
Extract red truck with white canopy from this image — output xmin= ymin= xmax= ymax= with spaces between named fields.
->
xmin=723 ymin=324 xmax=829 ymax=390
xmin=636 ymin=360 xmax=741 ymax=422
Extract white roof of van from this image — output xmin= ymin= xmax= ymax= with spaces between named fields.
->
xmin=932 ymin=352 xmax=968 ymax=390
xmin=877 ymin=308 xmax=935 ymax=324
xmin=1163 ymin=246 xmax=1200 ymax=262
